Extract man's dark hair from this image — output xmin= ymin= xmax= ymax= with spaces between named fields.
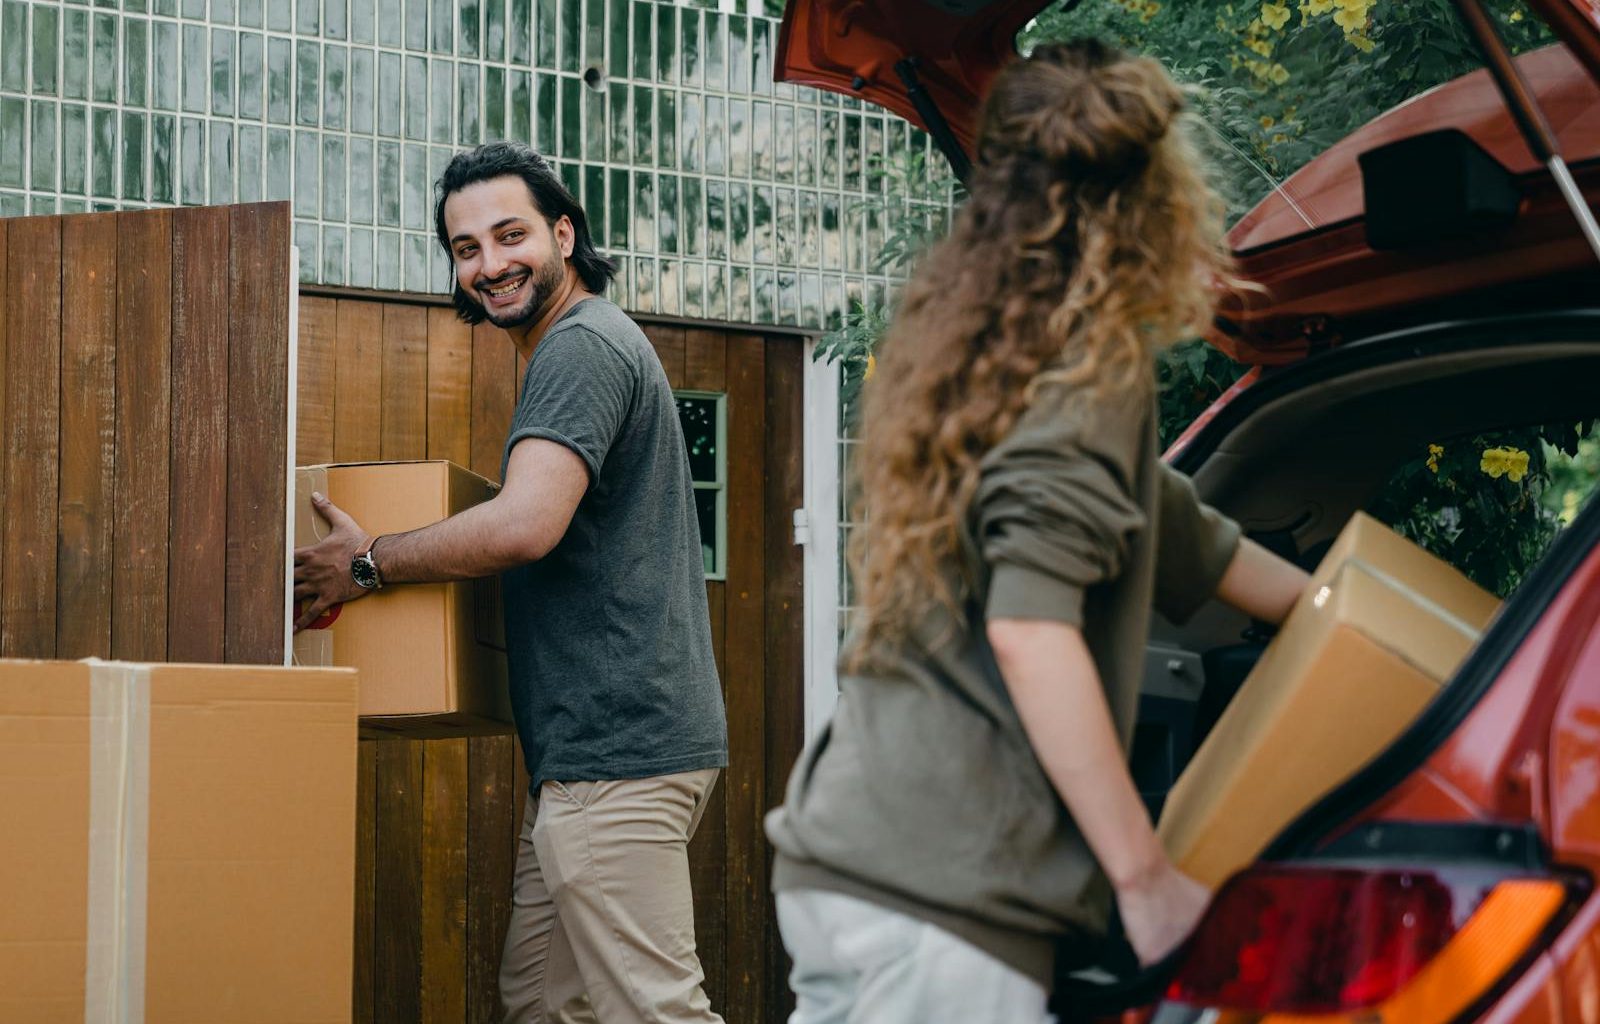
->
xmin=434 ymin=142 xmax=617 ymax=323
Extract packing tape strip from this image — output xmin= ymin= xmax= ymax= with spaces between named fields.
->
xmin=1343 ymin=557 xmax=1486 ymax=642
xmin=85 ymin=660 xmax=150 ymax=1024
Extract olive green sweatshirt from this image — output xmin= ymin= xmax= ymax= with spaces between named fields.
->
xmin=766 ymin=378 xmax=1241 ymax=986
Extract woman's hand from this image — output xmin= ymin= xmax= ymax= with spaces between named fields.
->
xmin=1114 ymin=862 xmax=1211 ymax=967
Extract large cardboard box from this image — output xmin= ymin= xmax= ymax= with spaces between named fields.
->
xmin=294 ymin=461 xmax=511 ymax=725
xmin=0 ymin=659 xmax=359 ymax=1023
xmin=1158 ymin=513 xmax=1502 ymax=888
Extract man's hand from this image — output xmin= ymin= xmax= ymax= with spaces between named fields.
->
xmin=291 ymin=492 xmax=374 ymax=633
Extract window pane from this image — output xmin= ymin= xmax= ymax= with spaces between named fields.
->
xmin=675 ymin=396 xmax=718 ymax=483
xmin=694 ymin=488 xmax=717 ymax=576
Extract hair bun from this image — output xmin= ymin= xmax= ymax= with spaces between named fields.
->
xmin=979 ymin=39 xmax=1184 ymax=185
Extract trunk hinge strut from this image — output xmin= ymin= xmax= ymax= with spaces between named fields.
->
xmin=1451 ymin=0 xmax=1600 ymax=263
xmin=893 ymin=58 xmax=973 ymax=185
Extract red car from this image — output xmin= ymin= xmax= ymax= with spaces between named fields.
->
xmin=777 ymin=2 xmax=1600 ymax=1021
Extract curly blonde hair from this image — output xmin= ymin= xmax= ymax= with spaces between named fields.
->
xmin=849 ymin=39 xmax=1236 ymax=664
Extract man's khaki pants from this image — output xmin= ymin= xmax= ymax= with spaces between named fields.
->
xmin=498 ymin=767 xmax=724 ymax=1024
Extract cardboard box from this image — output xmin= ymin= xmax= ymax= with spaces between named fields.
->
xmin=0 ymin=659 xmax=358 ymax=1024
xmin=294 ymin=461 xmax=511 ymax=725
xmin=1157 ymin=513 xmax=1502 ymax=888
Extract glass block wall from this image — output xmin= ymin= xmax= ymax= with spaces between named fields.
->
xmin=0 ymin=0 xmax=954 ymax=329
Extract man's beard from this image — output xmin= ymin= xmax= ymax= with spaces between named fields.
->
xmin=474 ymin=259 xmax=565 ymax=329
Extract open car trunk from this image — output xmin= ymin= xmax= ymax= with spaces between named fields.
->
xmin=1066 ymin=310 xmax=1600 ymax=1014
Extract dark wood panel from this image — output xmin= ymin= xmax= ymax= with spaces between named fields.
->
xmin=2 ymin=216 xmax=63 ymax=658
xmin=763 ymin=336 xmax=807 ymax=1024
xmin=466 ymin=731 xmax=517 ymax=1024
xmin=382 ymin=303 xmax=430 ymax=461
xmin=421 ymin=738 xmax=470 ymax=1023
xmin=690 ymin=579 xmax=729 ymax=1015
xmin=297 ymin=295 xmax=338 ymax=465
xmin=112 ymin=209 xmax=173 ymax=662
xmin=168 ymin=205 xmax=232 ymax=664
xmin=722 ymin=332 xmax=768 ymax=1021
xmin=333 ymin=300 xmax=385 ymax=462
xmin=375 ymin=737 xmax=425 ymax=1023
xmin=0 ymin=220 xmax=7 ymax=640
xmin=426 ymin=308 xmax=474 ymax=467
xmin=225 ymin=202 xmax=291 ymax=663
xmin=354 ymin=737 xmax=378 ymax=1024
xmin=644 ymin=323 xmax=687 ymax=389
xmin=685 ymin=328 xmax=727 ymax=392
xmin=56 ymin=213 xmax=118 ymax=659
xmin=469 ymin=323 xmax=517 ymax=483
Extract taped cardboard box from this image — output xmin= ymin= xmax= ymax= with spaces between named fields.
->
xmin=1158 ymin=513 xmax=1502 ymax=888
xmin=294 ymin=460 xmax=511 ymax=725
xmin=0 ymin=659 xmax=358 ymax=1024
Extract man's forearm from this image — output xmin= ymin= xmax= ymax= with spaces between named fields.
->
xmin=372 ymin=497 xmax=540 ymax=583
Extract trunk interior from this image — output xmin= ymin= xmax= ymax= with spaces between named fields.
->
xmin=1132 ymin=313 xmax=1600 ymax=829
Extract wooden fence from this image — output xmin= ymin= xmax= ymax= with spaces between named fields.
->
xmin=0 ymin=202 xmax=292 ymax=664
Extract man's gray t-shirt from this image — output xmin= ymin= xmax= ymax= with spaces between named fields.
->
xmin=501 ymin=297 xmax=727 ymax=789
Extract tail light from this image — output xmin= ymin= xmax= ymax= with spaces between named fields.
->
xmin=1163 ymin=864 xmax=1578 ymax=1023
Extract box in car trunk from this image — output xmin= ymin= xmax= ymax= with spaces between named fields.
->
xmin=0 ymin=659 xmax=358 ymax=1023
xmin=1158 ymin=513 xmax=1502 ymax=888
xmin=293 ymin=461 xmax=511 ymax=727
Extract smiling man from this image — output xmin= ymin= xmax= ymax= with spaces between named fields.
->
xmin=292 ymin=142 xmax=728 ymax=1024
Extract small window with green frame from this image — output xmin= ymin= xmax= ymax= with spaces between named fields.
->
xmin=675 ymin=391 xmax=726 ymax=580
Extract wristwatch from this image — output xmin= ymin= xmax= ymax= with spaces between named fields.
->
xmin=352 ymin=536 xmax=384 ymax=591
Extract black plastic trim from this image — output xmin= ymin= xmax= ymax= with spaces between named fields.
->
xmin=1168 ymin=309 xmax=1600 ymax=476
xmin=1309 ymin=820 xmax=1547 ymax=869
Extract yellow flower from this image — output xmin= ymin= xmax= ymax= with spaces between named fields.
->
xmin=1334 ymin=6 xmax=1367 ymax=31
xmin=1269 ymin=63 xmax=1291 ymax=84
xmin=1426 ymin=444 xmax=1444 ymax=474
xmin=1248 ymin=37 xmax=1275 ymax=57
xmin=1261 ymin=3 xmax=1292 ymax=30
xmin=1272 ymin=132 xmax=1288 ymax=143
xmin=1510 ymin=8 xmax=1524 ymax=22
xmin=1348 ymin=32 xmax=1376 ymax=52
xmin=1303 ymin=0 xmax=1334 ymax=14
xmin=1260 ymin=115 xmax=1276 ymax=128
xmin=1479 ymin=446 xmax=1530 ymax=482
xmin=864 ymin=354 xmax=876 ymax=380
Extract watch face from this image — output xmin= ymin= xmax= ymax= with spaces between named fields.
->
xmin=352 ymin=556 xmax=379 ymax=589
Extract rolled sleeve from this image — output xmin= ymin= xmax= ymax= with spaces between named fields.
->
xmin=976 ymin=404 xmax=1147 ymax=625
xmin=1153 ymin=463 xmax=1242 ymax=624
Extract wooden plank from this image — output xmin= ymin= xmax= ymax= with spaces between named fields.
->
xmin=466 ymin=730 xmax=517 ymax=1024
xmin=421 ymin=738 xmax=469 ymax=1024
xmin=167 ymin=205 xmax=232 ymax=664
xmin=296 ymin=295 xmax=339 ymax=465
xmin=2 ymin=216 xmax=63 ymax=659
xmin=426 ymin=307 xmax=475 ymax=467
xmin=375 ymin=736 xmax=425 ymax=1024
xmin=691 ymin=579 xmax=729 ymax=1016
xmin=354 ymin=737 xmax=378 ymax=1024
xmin=333 ymin=300 xmax=385 ymax=463
xmin=225 ymin=201 xmax=291 ymax=663
xmin=684 ymin=328 xmax=727 ymax=393
xmin=112 ymin=209 xmax=173 ymax=662
xmin=469 ymin=322 xmax=517 ymax=483
xmin=644 ymin=323 xmax=687 ymax=390
xmin=381 ymin=303 xmax=429 ymax=461
xmin=763 ymin=336 xmax=807 ymax=1024
xmin=0 ymin=219 xmax=6 ymax=637
xmin=721 ymin=332 xmax=767 ymax=1021
xmin=56 ymin=213 xmax=118 ymax=659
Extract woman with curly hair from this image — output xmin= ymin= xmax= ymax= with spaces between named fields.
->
xmin=766 ymin=39 xmax=1309 ymax=1020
